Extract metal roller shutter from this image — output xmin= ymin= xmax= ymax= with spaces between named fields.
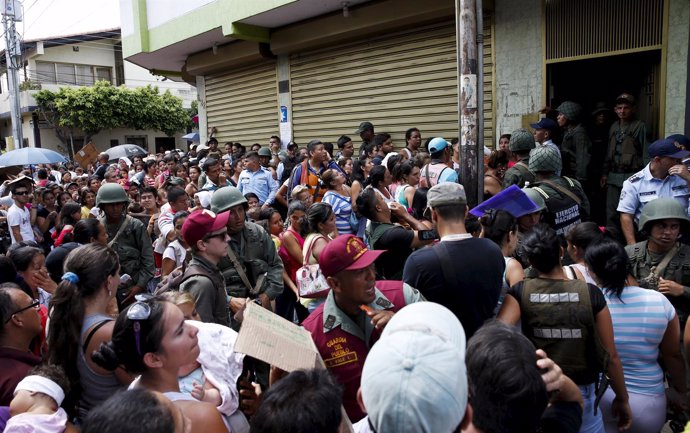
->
xmin=205 ymin=62 xmax=278 ymax=145
xmin=290 ymin=19 xmax=494 ymax=149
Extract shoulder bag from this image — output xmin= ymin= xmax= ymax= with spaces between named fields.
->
xmin=296 ymin=234 xmax=330 ymax=298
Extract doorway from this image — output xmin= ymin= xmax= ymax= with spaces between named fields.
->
xmin=546 ymin=50 xmax=661 ymax=139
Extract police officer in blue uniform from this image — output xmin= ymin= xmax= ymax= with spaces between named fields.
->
xmin=618 ymin=136 xmax=690 ymax=245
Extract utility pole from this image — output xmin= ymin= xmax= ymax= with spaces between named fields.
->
xmin=456 ymin=0 xmax=483 ymax=207
xmin=2 ymin=0 xmax=22 ymax=149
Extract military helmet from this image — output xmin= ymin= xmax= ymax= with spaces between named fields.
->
xmin=96 ymin=183 xmax=129 ymax=207
xmin=522 ymin=187 xmax=546 ymax=212
xmin=556 ymin=101 xmax=583 ymax=122
xmin=639 ymin=198 xmax=690 ymax=232
xmin=257 ymin=147 xmax=272 ymax=157
xmin=211 ymin=186 xmax=247 ymax=214
xmin=509 ymin=128 xmax=536 ymax=152
xmin=529 ymin=145 xmax=562 ymax=173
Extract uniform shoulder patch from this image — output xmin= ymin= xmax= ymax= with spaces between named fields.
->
xmin=375 ymin=298 xmax=392 ymax=308
xmin=324 ymin=315 xmax=336 ymax=330
xmin=627 ymin=174 xmax=642 ymax=183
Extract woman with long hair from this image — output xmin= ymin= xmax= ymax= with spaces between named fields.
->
xmin=392 ymin=161 xmax=420 ymax=211
xmin=480 ymin=209 xmax=524 ymax=314
xmin=564 ymin=222 xmax=605 ymax=285
xmin=321 ymin=169 xmax=353 ymax=236
xmin=276 ymin=201 xmax=308 ymax=321
xmin=186 ymin=165 xmax=201 ymax=197
xmin=46 ymin=244 xmax=127 ymax=420
xmin=498 ymin=224 xmax=631 ymax=432
xmin=365 ymin=165 xmax=394 ymax=204
xmin=92 ymin=297 xmax=227 ymax=433
xmin=80 ymin=188 xmax=97 ymax=219
xmin=300 ymin=202 xmax=336 ymax=312
xmin=484 ymin=150 xmax=509 ymax=199
xmin=586 ymin=239 xmax=686 ymax=433
xmin=53 ymin=203 xmax=82 ymax=247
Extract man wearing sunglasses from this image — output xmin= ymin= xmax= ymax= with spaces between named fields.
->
xmin=7 ymin=179 xmax=36 ymax=244
xmin=0 ymin=284 xmax=42 ymax=405
xmin=179 ymin=209 xmax=231 ymax=326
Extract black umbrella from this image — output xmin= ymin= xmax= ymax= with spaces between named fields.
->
xmin=105 ymin=144 xmax=148 ymax=162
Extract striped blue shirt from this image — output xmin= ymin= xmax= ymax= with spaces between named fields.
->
xmin=603 ymin=286 xmax=675 ymax=395
xmin=322 ymin=191 xmax=353 ymax=235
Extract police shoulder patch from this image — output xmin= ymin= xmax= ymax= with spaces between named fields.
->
xmin=627 ymin=174 xmax=641 ymax=183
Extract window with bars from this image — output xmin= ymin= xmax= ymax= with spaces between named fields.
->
xmin=35 ymin=61 xmax=112 ymax=86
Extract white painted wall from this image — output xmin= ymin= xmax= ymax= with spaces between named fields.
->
xmin=123 ymin=61 xmax=197 ymax=108
xmin=27 ymin=40 xmax=117 ymax=72
xmin=493 ymin=0 xmax=543 ymax=139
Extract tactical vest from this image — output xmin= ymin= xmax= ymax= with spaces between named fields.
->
xmin=626 ymin=241 xmax=690 ymax=325
xmin=419 ymin=162 xmax=450 ymax=189
xmin=531 ymin=177 xmax=581 ymax=236
xmin=608 ymin=121 xmax=644 ymax=173
xmin=520 ymin=278 xmax=607 ymax=385
xmin=218 ymin=222 xmax=271 ymax=298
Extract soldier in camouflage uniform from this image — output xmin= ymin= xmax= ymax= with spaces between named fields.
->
xmin=557 ymin=101 xmax=591 ymax=186
xmin=626 ymin=198 xmax=690 ymax=327
xmin=96 ymin=183 xmax=155 ymax=307
xmin=209 ymin=186 xmax=283 ymax=325
xmin=525 ymin=145 xmax=590 ymax=238
xmin=502 ymin=128 xmax=536 ymax=189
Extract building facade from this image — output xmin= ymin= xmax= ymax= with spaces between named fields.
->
xmin=121 ymin=0 xmax=689 ymax=150
xmin=0 ymin=28 xmax=197 ymax=154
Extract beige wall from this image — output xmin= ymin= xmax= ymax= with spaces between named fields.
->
xmin=493 ymin=0 xmax=543 ymax=140
xmin=664 ymin=0 xmax=689 ymax=135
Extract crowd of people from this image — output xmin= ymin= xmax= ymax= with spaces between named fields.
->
xmin=0 ymin=108 xmax=689 ymax=433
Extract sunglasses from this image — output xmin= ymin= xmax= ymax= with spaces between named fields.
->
xmin=13 ymin=191 xmax=29 ymax=196
xmin=126 ymin=294 xmax=154 ymax=356
xmin=5 ymin=299 xmax=40 ymax=323
xmin=203 ymin=231 xmax=227 ymax=242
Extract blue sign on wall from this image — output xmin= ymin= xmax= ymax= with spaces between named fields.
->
xmin=280 ymin=106 xmax=288 ymax=123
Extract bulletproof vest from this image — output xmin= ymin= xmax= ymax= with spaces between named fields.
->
xmin=530 ymin=178 xmax=582 ymax=236
xmin=627 ymin=242 xmax=690 ymax=325
xmin=419 ymin=162 xmax=450 ymax=189
xmin=218 ymin=224 xmax=270 ymax=298
xmin=520 ymin=278 xmax=606 ymax=385
xmin=608 ymin=121 xmax=644 ymax=173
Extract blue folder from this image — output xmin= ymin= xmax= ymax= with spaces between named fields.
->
xmin=470 ymin=185 xmax=541 ymax=218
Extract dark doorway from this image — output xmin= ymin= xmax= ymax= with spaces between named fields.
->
xmin=155 ymin=136 xmax=175 ymax=154
xmin=547 ymin=50 xmax=661 ymax=139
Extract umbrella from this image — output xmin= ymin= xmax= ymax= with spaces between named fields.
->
xmin=182 ymin=132 xmax=200 ymax=142
xmin=0 ymin=147 xmax=67 ymax=167
xmin=105 ymin=144 xmax=148 ymax=162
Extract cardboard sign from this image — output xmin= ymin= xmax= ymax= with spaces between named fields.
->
xmin=235 ymin=302 xmax=325 ymax=372
xmin=74 ymin=142 xmax=98 ymax=169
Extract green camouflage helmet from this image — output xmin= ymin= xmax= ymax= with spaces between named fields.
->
xmin=639 ymin=198 xmax=690 ymax=232
xmin=211 ymin=186 xmax=247 ymax=213
xmin=509 ymin=128 xmax=536 ymax=152
xmin=96 ymin=183 xmax=129 ymax=207
xmin=522 ymin=187 xmax=546 ymax=212
xmin=529 ymin=145 xmax=562 ymax=173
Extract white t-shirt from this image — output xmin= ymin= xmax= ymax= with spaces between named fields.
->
xmin=162 ymin=240 xmax=186 ymax=268
xmin=7 ymin=203 xmax=35 ymax=243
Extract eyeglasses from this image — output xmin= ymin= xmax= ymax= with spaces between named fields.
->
xmin=5 ymin=299 xmax=40 ymax=323
xmin=13 ymin=191 xmax=29 ymax=196
xmin=127 ymin=294 xmax=153 ymax=356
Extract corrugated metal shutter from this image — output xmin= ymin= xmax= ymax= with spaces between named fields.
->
xmin=205 ymin=62 xmax=278 ymax=144
xmin=290 ymin=20 xmax=494 ymax=149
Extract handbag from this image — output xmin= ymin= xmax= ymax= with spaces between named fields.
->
xmin=296 ymin=234 xmax=330 ymax=298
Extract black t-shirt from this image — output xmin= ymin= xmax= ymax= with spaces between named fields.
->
xmin=539 ymin=402 xmax=582 ymax=433
xmin=403 ymin=238 xmax=505 ymax=338
xmin=507 ymin=280 xmax=606 ymax=314
xmin=371 ymin=224 xmax=414 ymax=280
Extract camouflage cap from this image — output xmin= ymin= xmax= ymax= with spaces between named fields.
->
xmin=529 ymin=145 xmax=562 ymax=173
xmin=508 ymin=128 xmax=536 ymax=152
xmin=556 ymin=101 xmax=582 ymax=122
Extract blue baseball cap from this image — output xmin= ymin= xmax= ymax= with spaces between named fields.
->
xmin=428 ymin=137 xmax=450 ymax=154
xmin=529 ymin=118 xmax=558 ymax=131
xmin=649 ymin=138 xmax=690 ymax=159
xmin=667 ymin=134 xmax=690 ymax=149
